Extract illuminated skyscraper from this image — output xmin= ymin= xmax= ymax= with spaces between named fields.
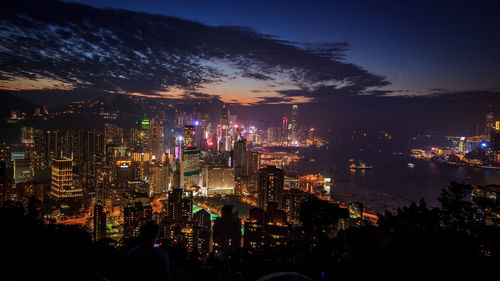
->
xmin=206 ymin=167 xmax=235 ymax=195
xmin=167 ymin=188 xmax=193 ymax=226
xmin=291 ymin=105 xmax=299 ymax=142
xmin=281 ymin=114 xmax=288 ymax=145
xmin=20 ymin=126 xmax=34 ymax=144
xmin=282 ymin=189 xmax=312 ymax=225
xmin=182 ymin=148 xmax=201 ymax=189
xmin=257 ymin=165 xmax=284 ymax=211
xmin=184 ymin=125 xmax=195 ymax=148
xmin=486 ymin=104 xmax=494 ymax=142
xmin=217 ymin=104 xmax=231 ymax=151
xmin=151 ymin=120 xmax=164 ymax=161
xmin=50 ymin=158 xmax=83 ymax=198
xmin=135 ymin=119 xmax=151 ymax=150
xmin=348 ymin=202 xmax=363 ymax=227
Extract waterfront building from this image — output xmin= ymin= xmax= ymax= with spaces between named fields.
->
xmin=348 ymin=202 xmax=364 ymax=227
xmin=486 ymin=104 xmax=495 ymax=143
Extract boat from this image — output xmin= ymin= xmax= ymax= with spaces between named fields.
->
xmin=408 ymin=163 xmax=415 ymax=168
xmin=349 ymin=162 xmax=373 ymax=169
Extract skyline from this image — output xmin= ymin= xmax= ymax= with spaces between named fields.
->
xmin=2 ymin=2 xmax=500 ymax=279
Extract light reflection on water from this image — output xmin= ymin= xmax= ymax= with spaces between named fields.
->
xmin=295 ymin=144 xmax=500 ymax=212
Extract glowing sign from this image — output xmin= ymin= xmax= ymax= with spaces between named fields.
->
xmin=496 ymin=121 xmax=500 ymax=131
xmin=460 ymin=137 xmax=465 ymax=141
xmin=117 ymin=160 xmax=131 ymax=168
xmin=141 ymin=120 xmax=150 ymax=125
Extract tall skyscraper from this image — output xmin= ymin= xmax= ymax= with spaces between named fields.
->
xmin=50 ymin=158 xmax=83 ymax=198
xmin=182 ymin=148 xmax=201 ymax=189
xmin=217 ymin=104 xmax=231 ymax=151
xmin=150 ymin=120 xmax=164 ymax=161
xmin=233 ymin=139 xmax=246 ymax=176
xmin=135 ymin=119 xmax=151 ymax=150
xmin=486 ymin=104 xmax=495 ymax=142
xmin=291 ymin=105 xmax=299 ymax=142
xmin=281 ymin=114 xmax=288 ymax=145
xmin=93 ymin=204 xmax=106 ymax=241
xmin=257 ymin=165 xmax=284 ymax=211
xmin=184 ymin=125 xmax=195 ymax=148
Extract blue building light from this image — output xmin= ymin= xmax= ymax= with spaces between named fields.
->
xmin=481 ymin=142 xmax=487 ymax=148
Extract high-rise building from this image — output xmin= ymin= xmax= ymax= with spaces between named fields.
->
xmin=244 ymin=203 xmax=289 ymax=249
xmin=93 ymin=204 xmax=106 ymax=241
xmin=213 ymin=205 xmax=241 ymax=256
xmin=152 ymin=164 xmax=170 ymax=194
xmin=0 ymin=161 xmax=12 ymax=205
xmin=20 ymin=127 xmax=34 ymax=144
xmin=291 ymin=105 xmax=299 ymax=142
xmin=217 ymin=104 xmax=231 ymax=151
xmin=182 ymin=148 xmax=201 ymax=189
xmin=243 ymin=207 xmax=265 ymax=249
xmin=250 ymin=151 xmax=261 ymax=179
xmin=193 ymin=209 xmax=211 ymax=256
xmin=184 ymin=125 xmax=195 ymax=148
xmin=123 ymin=202 xmax=153 ymax=239
xmin=50 ymin=158 xmax=83 ymax=198
xmin=233 ymin=139 xmax=246 ymax=176
xmin=167 ymin=188 xmax=193 ymax=226
xmin=281 ymin=114 xmax=288 ymax=145
xmin=13 ymin=159 xmax=31 ymax=185
xmin=257 ymin=165 xmax=284 ymax=211
xmin=282 ymin=189 xmax=312 ymax=225
xmin=486 ymin=104 xmax=495 ymax=142
xmin=205 ymin=167 xmax=235 ymax=195
xmin=135 ymin=119 xmax=151 ymax=150
xmin=267 ymin=127 xmax=277 ymax=144
xmin=151 ymin=121 xmax=164 ymax=161
xmin=348 ymin=202 xmax=363 ymax=227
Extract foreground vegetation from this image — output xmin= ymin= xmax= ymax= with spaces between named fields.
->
xmin=1 ymin=182 xmax=499 ymax=281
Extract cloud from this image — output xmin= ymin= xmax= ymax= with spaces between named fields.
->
xmin=252 ymin=96 xmax=292 ymax=105
xmin=0 ymin=0 xmax=389 ymax=104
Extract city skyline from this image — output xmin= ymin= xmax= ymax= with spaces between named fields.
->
xmin=1 ymin=1 xmax=500 ymax=280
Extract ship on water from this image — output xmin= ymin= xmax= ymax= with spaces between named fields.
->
xmin=349 ymin=161 xmax=373 ymax=169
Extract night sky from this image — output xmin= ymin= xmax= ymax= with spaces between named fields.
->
xmin=65 ymin=0 xmax=500 ymax=94
xmin=1 ymin=0 xmax=500 ymax=135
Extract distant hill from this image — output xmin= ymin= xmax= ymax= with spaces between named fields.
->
xmin=0 ymin=93 xmax=37 ymax=118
